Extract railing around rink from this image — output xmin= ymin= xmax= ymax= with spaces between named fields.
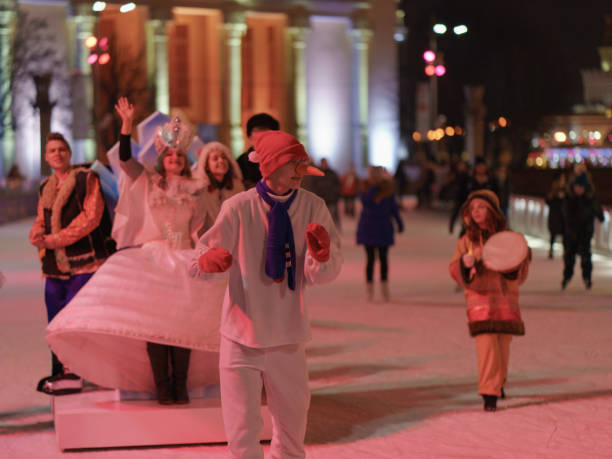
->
xmin=509 ymin=195 xmax=612 ymax=255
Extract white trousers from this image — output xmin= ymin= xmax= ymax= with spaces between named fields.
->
xmin=220 ymin=336 xmax=310 ymax=459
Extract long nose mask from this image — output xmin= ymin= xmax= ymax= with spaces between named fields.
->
xmin=295 ymin=163 xmax=324 ymax=176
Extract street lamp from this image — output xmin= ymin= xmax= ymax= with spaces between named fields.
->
xmin=425 ymin=21 xmax=467 ymax=129
xmin=84 ymin=35 xmax=111 ymax=66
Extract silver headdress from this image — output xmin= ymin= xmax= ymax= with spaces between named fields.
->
xmin=154 ymin=116 xmax=193 ymax=155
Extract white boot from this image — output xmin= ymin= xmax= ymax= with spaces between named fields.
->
xmin=381 ymin=282 xmax=390 ymax=302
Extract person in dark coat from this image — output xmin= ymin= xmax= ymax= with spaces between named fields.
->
xmin=302 ymin=158 xmax=342 ymax=229
xmin=561 ymin=174 xmax=604 ymax=290
xmin=356 ymin=166 xmax=404 ymax=302
xmin=545 ymin=172 xmax=567 ymax=259
xmin=340 ymin=163 xmax=360 ymax=218
xmin=448 ymin=160 xmax=471 ymax=234
xmin=494 ymin=164 xmax=511 ymax=219
xmin=236 ymin=113 xmax=279 ymax=189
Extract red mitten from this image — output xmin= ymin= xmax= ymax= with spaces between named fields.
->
xmin=305 ymin=223 xmax=330 ymax=262
xmin=198 ymin=247 xmax=233 ymax=273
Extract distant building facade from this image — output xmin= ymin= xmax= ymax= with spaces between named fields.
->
xmin=528 ymin=16 xmax=612 ymax=169
xmin=0 ymin=0 xmax=401 ymax=179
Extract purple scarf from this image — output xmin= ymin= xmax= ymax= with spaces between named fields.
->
xmin=256 ymin=180 xmax=298 ymax=290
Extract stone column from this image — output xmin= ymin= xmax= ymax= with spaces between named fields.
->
xmin=0 ymin=0 xmax=16 ymax=177
xmin=286 ymin=5 xmax=310 ymax=146
xmin=147 ymin=7 xmax=171 ymax=115
xmin=350 ymin=26 xmax=372 ymax=168
xmin=463 ymin=85 xmax=486 ymax=164
xmin=287 ymin=25 xmax=309 ymax=146
xmin=222 ymin=14 xmax=246 ymax=156
xmin=70 ymin=4 xmax=96 ymax=162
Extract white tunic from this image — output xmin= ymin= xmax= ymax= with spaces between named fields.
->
xmin=193 ymin=187 xmax=343 ymax=348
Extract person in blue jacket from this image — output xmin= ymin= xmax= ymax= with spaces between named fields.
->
xmin=357 ymin=166 xmax=404 ymax=302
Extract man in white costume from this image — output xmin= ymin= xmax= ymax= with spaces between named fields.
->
xmin=192 ymin=130 xmax=343 ymax=458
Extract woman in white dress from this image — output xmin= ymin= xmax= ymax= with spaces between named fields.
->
xmin=46 ymin=98 xmax=225 ymax=404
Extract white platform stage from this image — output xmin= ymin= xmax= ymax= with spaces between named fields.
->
xmin=52 ymin=390 xmax=273 ymax=451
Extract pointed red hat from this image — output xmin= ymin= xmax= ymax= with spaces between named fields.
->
xmin=249 ymin=130 xmax=323 ymax=178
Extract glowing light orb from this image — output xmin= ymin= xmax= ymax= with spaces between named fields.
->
xmin=98 ymin=53 xmax=110 ymax=65
xmin=434 ymin=65 xmax=446 ymax=76
xmin=433 ymin=24 xmax=447 ymax=34
xmin=425 ymin=64 xmax=435 ymax=76
xmin=84 ymin=36 xmax=98 ymax=49
xmin=92 ymin=1 xmax=106 ymax=12
xmin=119 ymin=2 xmax=135 ymax=13
xmin=553 ymin=131 xmax=567 ymax=143
xmin=453 ymin=25 xmax=468 ymax=35
xmin=87 ymin=54 xmax=98 ymax=65
xmin=423 ymin=50 xmax=436 ymax=63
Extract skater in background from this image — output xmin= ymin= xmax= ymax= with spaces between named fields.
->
xmin=448 ymin=159 xmax=471 ymax=234
xmin=545 ymin=172 xmax=566 ymax=259
xmin=302 ymin=157 xmax=342 ymax=229
xmin=494 ymin=164 xmax=511 ymax=219
xmin=29 ymin=132 xmax=116 ymax=395
xmin=356 ymin=166 xmax=404 ymax=302
xmin=561 ymin=174 xmax=604 ymax=290
xmin=449 ymin=189 xmax=530 ymax=412
xmin=340 ymin=163 xmax=360 ymax=217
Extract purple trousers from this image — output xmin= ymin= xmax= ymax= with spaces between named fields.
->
xmin=44 ymin=273 xmax=93 ymax=322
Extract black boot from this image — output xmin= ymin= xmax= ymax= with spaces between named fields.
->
xmin=36 ymin=352 xmax=82 ymax=395
xmin=51 ymin=352 xmax=64 ymax=376
xmin=561 ymin=278 xmax=570 ymax=290
xmin=171 ymin=346 xmax=191 ymax=404
xmin=482 ymin=394 xmax=497 ymax=412
xmin=147 ymin=342 xmax=173 ymax=405
xmin=37 ymin=352 xmax=64 ymax=393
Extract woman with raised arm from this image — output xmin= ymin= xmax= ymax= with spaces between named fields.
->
xmin=46 ymin=98 xmax=224 ymax=405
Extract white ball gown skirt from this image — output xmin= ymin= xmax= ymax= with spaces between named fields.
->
xmin=46 ymin=241 xmax=225 ymax=392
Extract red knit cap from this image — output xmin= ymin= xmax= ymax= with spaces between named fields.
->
xmin=249 ymin=131 xmax=310 ymax=178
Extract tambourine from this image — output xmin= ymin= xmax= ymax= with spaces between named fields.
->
xmin=482 ymin=231 xmax=528 ymax=273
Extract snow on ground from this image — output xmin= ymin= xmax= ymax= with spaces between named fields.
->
xmin=1 ymin=210 xmax=611 ymax=458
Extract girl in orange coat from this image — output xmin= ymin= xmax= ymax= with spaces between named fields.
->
xmin=449 ymin=189 xmax=530 ymax=412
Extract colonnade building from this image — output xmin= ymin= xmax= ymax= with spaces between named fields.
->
xmin=0 ymin=0 xmax=401 ymax=179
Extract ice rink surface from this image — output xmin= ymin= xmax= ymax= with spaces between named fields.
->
xmin=1 ymin=210 xmax=611 ymax=458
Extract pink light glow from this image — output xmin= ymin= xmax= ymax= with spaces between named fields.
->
xmin=99 ymin=37 xmax=109 ymax=49
xmin=434 ymin=65 xmax=446 ymax=76
xmin=98 ymin=53 xmax=110 ymax=65
xmin=87 ymin=54 xmax=98 ymax=65
xmin=423 ymin=50 xmax=436 ymax=63
xmin=425 ymin=64 xmax=435 ymax=76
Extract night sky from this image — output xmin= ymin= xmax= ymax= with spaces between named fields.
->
xmin=400 ymin=1 xmax=612 ymax=133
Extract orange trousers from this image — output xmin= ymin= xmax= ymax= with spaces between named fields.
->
xmin=475 ymin=333 xmax=512 ymax=397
